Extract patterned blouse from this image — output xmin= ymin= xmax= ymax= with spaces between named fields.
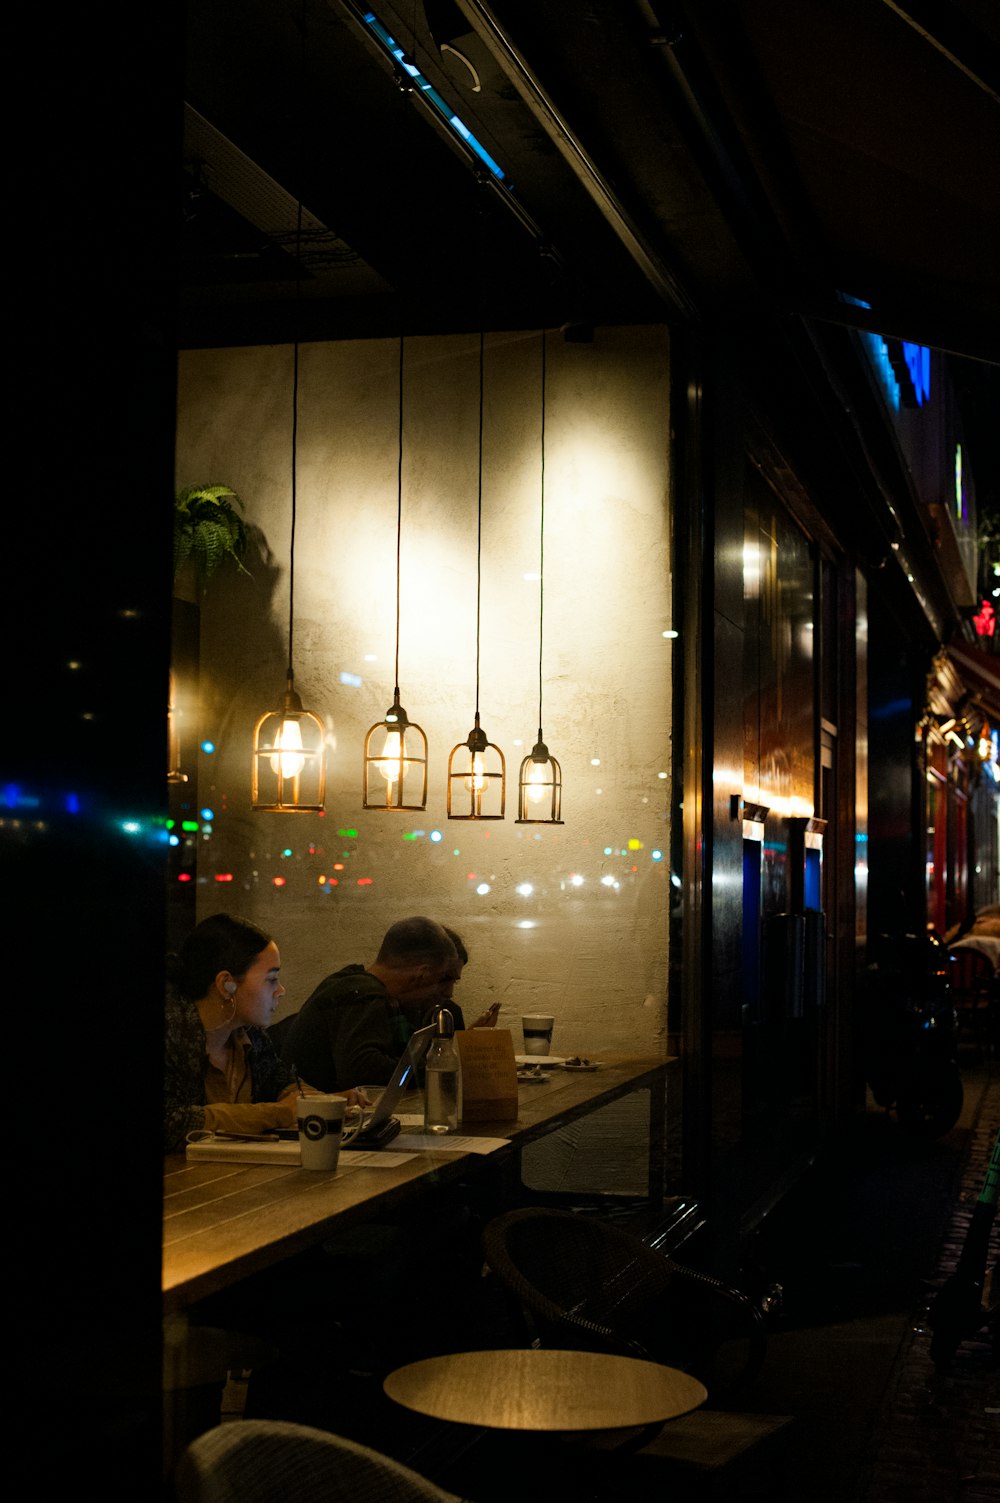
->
xmin=163 ymin=986 xmax=296 ymax=1153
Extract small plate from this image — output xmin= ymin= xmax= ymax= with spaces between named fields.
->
xmin=562 ymin=1060 xmax=601 ymax=1071
xmin=517 ymin=1068 xmax=550 ymax=1084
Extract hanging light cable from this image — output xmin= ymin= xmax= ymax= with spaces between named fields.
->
xmin=363 ymin=332 xmax=428 ymax=808
xmin=517 ymin=328 xmax=563 ymax=823
xmin=251 ymin=19 xmax=325 ymax=813
xmin=448 ymin=327 xmax=506 ymax=819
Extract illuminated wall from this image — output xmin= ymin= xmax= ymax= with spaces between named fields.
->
xmin=174 ymin=325 xmax=672 ymax=1068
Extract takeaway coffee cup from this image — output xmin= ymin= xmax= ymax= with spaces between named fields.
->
xmin=522 ymin=1014 xmax=555 ymax=1056
xmin=296 ymin=1094 xmax=356 ymax=1170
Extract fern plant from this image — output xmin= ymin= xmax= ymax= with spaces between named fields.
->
xmin=174 ymin=484 xmax=251 ymax=591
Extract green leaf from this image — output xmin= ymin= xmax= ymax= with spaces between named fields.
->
xmin=174 ymin=483 xmax=253 ymax=587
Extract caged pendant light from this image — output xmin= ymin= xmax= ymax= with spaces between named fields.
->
xmin=517 ymin=329 xmax=563 ymax=824
xmin=448 ymin=329 xmax=505 ymax=819
xmin=251 ymin=199 xmax=326 ymax=813
xmin=363 ymin=333 xmax=428 ymax=809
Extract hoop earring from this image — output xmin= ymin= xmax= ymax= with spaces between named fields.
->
xmin=220 ymin=995 xmax=237 ymax=1026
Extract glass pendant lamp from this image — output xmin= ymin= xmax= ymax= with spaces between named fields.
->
xmin=448 ymin=329 xmax=505 ymax=819
xmin=517 ymin=328 xmax=563 ymax=824
xmin=252 ymin=206 xmax=326 ymax=812
xmin=363 ymin=332 xmax=428 ymax=809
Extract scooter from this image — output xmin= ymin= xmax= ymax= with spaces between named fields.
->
xmin=864 ymin=932 xmax=964 ymax=1139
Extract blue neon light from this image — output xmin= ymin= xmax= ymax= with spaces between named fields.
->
xmin=362 ymin=12 xmax=508 ymax=184
xmin=902 ymin=342 xmax=931 ymax=406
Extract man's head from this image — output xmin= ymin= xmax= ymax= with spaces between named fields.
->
xmin=370 ymin=916 xmax=459 ymax=1008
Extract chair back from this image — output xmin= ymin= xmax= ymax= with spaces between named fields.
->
xmin=948 ymin=946 xmax=994 ymax=999
xmin=481 ymin=1207 xmax=767 ymax=1400
xmin=176 ymin=1420 xmax=466 ymax=1503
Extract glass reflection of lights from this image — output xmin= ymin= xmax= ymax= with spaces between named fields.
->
xmin=201 ymin=741 xmax=215 ymax=754
xmin=651 ymin=849 xmax=663 ymax=861
xmin=430 ymin=830 xmax=442 ymax=842
xmin=340 ymin=671 xmax=363 ymax=688
xmin=517 ymin=921 xmax=536 ymax=929
xmin=200 ymin=808 xmax=214 ymax=821
xmin=600 ymin=875 xmax=616 ymax=887
xmin=661 ymin=629 xmax=679 ymax=639
xmin=516 ymin=883 xmax=533 ymax=896
xmin=282 ymin=847 xmax=293 ymax=858
xmin=169 ymin=834 xmax=179 ymax=846
xmin=121 ymin=821 xmax=141 ymax=835
xmin=273 ymin=877 xmax=286 ymax=887
xmin=657 ymin=772 xmax=667 ymax=780
xmin=476 ymin=883 xmax=491 ymax=895
xmin=591 ymin=758 xmax=601 ymax=766
xmin=570 ymin=874 xmax=584 ymax=886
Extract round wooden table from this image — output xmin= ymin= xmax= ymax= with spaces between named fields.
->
xmin=383 ymin=1348 xmax=707 ymax=1432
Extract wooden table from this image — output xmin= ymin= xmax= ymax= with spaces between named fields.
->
xmin=163 ymin=1055 xmax=670 ymax=1313
xmin=384 ymin=1348 xmax=707 ymax=1431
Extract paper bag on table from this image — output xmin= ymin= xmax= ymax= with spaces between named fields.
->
xmin=456 ymin=1028 xmax=519 ymax=1121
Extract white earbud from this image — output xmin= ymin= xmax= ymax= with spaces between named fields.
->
xmin=224 ymin=980 xmax=237 ymax=997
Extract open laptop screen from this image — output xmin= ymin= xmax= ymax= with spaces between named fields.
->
xmin=360 ymin=1023 xmax=435 ymax=1136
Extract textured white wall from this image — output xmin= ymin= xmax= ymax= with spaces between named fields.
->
xmin=175 ymin=324 xmax=672 ymax=1069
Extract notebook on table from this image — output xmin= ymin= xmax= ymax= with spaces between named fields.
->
xmin=185 ymin=1133 xmax=302 ymax=1165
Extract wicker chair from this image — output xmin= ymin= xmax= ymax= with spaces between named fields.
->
xmin=481 ymin=1206 xmax=767 ymax=1401
xmin=176 ymin=1420 xmax=467 ymax=1503
xmin=480 ymin=1208 xmax=794 ymax=1498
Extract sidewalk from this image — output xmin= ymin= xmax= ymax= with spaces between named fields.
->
xmin=861 ymin=1069 xmax=999 ymax=1503
xmin=743 ymin=1059 xmax=998 ymax=1503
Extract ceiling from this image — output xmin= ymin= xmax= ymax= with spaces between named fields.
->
xmin=179 ymin=0 xmax=1000 ymax=511
xmin=180 ymin=1 xmax=1000 ymax=343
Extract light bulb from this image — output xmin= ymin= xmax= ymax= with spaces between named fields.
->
xmin=526 ymin=763 xmax=547 ymax=804
xmin=465 ymin=751 xmax=486 ymax=792
xmin=375 ymin=728 xmax=402 ymax=784
xmin=270 ymin=717 xmax=305 ymax=779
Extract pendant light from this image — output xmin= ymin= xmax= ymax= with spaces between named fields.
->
xmin=448 ymin=328 xmax=505 ymax=819
xmin=363 ymin=333 xmax=428 ymax=809
xmin=517 ymin=329 xmax=563 ymax=824
xmin=251 ymin=200 xmax=326 ymax=813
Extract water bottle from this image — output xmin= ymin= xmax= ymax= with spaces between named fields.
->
xmin=423 ymin=1005 xmax=461 ymax=1133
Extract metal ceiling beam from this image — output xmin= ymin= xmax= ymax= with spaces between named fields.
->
xmin=876 ymin=0 xmax=1000 ymax=104
xmin=451 ymin=0 xmax=699 ymax=320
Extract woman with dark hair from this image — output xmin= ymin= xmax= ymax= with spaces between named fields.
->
xmin=164 ymin=913 xmax=298 ymax=1152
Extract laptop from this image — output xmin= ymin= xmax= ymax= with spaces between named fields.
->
xmin=344 ymin=1023 xmax=435 ymax=1149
